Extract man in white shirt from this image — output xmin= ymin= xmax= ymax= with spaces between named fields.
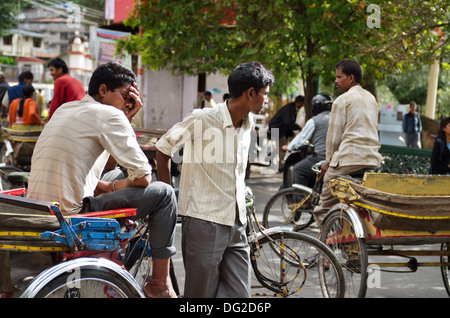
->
xmin=202 ymin=90 xmax=216 ymax=108
xmin=156 ymin=62 xmax=274 ymax=298
xmin=313 ymin=59 xmax=381 ymax=227
xmin=27 ymin=62 xmax=178 ymax=298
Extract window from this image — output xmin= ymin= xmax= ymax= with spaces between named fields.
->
xmin=33 ymin=38 xmax=42 ymax=48
xmin=3 ymin=35 xmax=13 ymax=45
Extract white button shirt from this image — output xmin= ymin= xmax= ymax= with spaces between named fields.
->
xmin=156 ymin=102 xmax=252 ymax=226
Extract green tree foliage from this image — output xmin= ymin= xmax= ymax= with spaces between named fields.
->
xmin=117 ymin=0 xmax=449 ymax=118
xmin=0 ymin=0 xmax=18 ymax=36
xmin=385 ymin=61 xmax=450 ymax=119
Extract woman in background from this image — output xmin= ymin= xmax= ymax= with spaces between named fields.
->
xmin=430 ymin=117 xmax=450 ymax=175
xmin=8 ymin=84 xmax=43 ymax=127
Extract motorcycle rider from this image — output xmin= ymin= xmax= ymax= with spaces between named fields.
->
xmin=282 ymin=93 xmax=333 ymax=188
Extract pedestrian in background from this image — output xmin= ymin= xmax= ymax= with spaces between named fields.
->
xmin=1 ymin=71 xmax=34 ymax=109
xmin=0 ymin=72 xmax=10 ymax=118
xmin=47 ymin=58 xmax=85 ymax=121
xmin=8 ymin=84 xmax=43 ymax=127
xmin=202 ymin=90 xmax=216 ymax=108
xmin=402 ymin=101 xmax=422 ymax=148
xmin=268 ymin=95 xmax=304 ymax=171
xmin=430 ymin=117 xmax=450 ymax=175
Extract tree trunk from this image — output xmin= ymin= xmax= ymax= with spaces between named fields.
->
xmin=362 ymin=73 xmax=378 ymax=100
xmin=304 ymin=73 xmax=317 ymax=120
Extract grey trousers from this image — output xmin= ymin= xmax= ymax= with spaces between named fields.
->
xmin=292 ymin=154 xmax=324 ymax=188
xmin=181 ymin=216 xmax=251 ymax=298
xmin=404 ymin=132 xmax=421 ymax=148
xmin=82 ymin=180 xmax=178 ymax=260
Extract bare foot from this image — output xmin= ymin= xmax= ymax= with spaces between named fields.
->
xmin=143 ymin=278 xmax=177 ymax=298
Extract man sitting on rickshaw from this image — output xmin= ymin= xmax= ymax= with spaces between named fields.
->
xmin=26 ymin=62 xmax=178 ymax=298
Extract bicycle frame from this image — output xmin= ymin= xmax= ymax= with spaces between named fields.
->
xmin=245 ymin=185 xmax=346 ymax=298
xmin=41 ymin=205 xmax=137 ymax=254
xmin=245 ymin=186 xmax=295 ymax=242
xmin=285 ymin=161 xmax=324 ymax=220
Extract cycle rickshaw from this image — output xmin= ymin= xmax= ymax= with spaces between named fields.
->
xmin=0 ymin=187 xmax=157 ymax=298
xmin=319 ymin=172 xmax=450 ymax=298
xmin=0 ymin=124 xmax=43 ymax=170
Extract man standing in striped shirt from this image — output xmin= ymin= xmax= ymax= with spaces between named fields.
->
xmin=313 ymin=59 xmax=381 ymax=227
xmin=156 ymin=62 xmax=274 ymax=298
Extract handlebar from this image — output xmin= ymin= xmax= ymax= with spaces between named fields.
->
xmin=311 ymin=160 xmax=326 ymax=174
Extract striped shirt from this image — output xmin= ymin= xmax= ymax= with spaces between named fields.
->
xmin=27 ymin=95 xmax=151 ymax=215
xmin=156 ymin=102 xmax=252 ymax=226
xmin=326 ymin=85 xmax=382 ymax=168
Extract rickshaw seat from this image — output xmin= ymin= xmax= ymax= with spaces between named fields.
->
xmin=0 ymin=189 xmax=137 ymax=219
xmin=330 ymin=173 xmax=450 ymax=231
xmin=362 ymin=173 xmax=450 ymax=196
xmin=0 ymin=191 xmax=54 ymax=215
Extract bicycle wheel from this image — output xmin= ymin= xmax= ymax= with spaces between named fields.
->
xmin=34 ymin=268 xmax=139 ymax=298
xmin=250 ymin=230 xmax=345 ymax=298
xmin=319 ymin=208 xmax=368 ymax=298
xmin=441 ymin=242 xmax=450 ymax=297
xmin=263 ymin=187 xmax=315 ymax=231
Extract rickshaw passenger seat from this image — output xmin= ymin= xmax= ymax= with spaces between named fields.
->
xmin=0 ymin=192 xmax=54 ymax=215
xmin=0 ymin=189 xmax=137 ymax=219
xmin=348 ymin=168 xmax=375 ymax=178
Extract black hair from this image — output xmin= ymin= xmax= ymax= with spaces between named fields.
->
xmin=335 ymin=58 xmax=363 ymax=83
xmin=48 ymin=58 xmax=69 ymax=74
xmin=18 ymin=84 xmax=35 ymax=117
xmin=227 ymin=62 xmax=274 ymax=98
xmin=88 ymin=62 xmax=136 ymax=97
xmin=295 ymin=95 xmax=305 ymax=103
xmin=18 ymin=70 xmax=34 ymax=82
xmin=438 ymin=117 xmax=450 ymax=141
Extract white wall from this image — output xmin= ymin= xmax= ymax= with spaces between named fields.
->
xmin=379 ymin=104 xmax=409 ymax=146
xmin=143 ymin=69 xmax=197 ymax=130
xmin=205 ymin=72 xmax=228 ymax=103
